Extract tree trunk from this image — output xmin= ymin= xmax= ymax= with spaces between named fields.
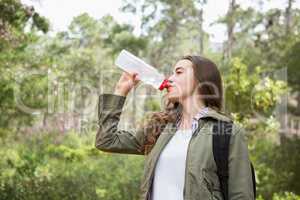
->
xmin=199 ymin=9 xmax=204 ymax=54
xmin=285 ymin=0 xmax=293 ymax=35
xmin=224 ymin=0 xmax=237 ymax=60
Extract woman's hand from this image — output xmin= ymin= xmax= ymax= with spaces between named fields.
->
xmin=114 ymin=72 xmax=140 ymax=96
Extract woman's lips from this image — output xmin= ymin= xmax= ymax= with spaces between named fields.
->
xmin=167 ymin=86 xmax=173 ymax=92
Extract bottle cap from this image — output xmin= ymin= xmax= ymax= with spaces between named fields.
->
xmin=159 ymin=79 xmax=171 ymax=91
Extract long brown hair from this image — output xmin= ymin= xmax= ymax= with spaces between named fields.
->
xmin=141 ymin=55 xmax=223 ymax=155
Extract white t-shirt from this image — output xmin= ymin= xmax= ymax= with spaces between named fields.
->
xmin=151 ymin=129 xmax=193 ymax=200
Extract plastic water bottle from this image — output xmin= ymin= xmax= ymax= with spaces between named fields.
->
xmin=115 ymin=50 xmax=170 ymax=91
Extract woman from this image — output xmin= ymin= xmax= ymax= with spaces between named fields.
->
xmin=95 ymin=55 xmax=255 ymax=200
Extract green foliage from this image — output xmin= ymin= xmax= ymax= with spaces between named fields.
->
xmin=284 ymin=41 xmax=300 ymax=92
xmin=250 ymin=134 xmax=300 ymax=199
xmin=0 ymin=131 xmax=144 ymax=200
xmin=257 ymin=192 xmax=300 ymax=200
xmin=224 ymin=57 xmax=288 ymax=118
xmin=0 ymin=0 xmax=48 ymax=32
xmin=272 ymin=192 xmax=300 ymax=200
xmin=99 ymin=15 xmax=148 ymax=56
xmin=0 ymin=0 xmax=49 ymax=49
xmin=0 ymin=0 xmax=49 ymax=129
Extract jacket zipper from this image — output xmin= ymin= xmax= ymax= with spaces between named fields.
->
xmin=147 ymin=173 xmax=154 ymax=200
xmin=183 ymin=119 xmax=205 ymax=199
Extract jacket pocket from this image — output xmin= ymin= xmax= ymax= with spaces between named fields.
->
xmin=202 ymin=170 xmax=223 ymax=200
xmin=203 ymin=176 xmax=214 ymax=199
xmin=189 ymin=170 xmax=214 ymax=200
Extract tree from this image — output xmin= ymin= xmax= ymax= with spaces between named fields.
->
xmin=0 ymin=0 xmax=49 ymax=129
xmin=223 ymin=0 xmax=238 ymax=60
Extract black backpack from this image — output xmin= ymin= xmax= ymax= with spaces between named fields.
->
xmin=212 ymin=120 xmax=256 ymax=200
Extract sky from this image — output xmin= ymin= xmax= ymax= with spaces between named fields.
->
xmin=21 ymin=0 xmax=300 ymax=43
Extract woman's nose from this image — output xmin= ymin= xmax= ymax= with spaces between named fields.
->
xmin=166 ymin=76 xmax=175 ymax=87
xmin=167 ymin=74 xmax=175 ymax=82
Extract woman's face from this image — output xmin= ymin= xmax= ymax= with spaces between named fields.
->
xmin=166 ymin=59 xmax=198 ymax=103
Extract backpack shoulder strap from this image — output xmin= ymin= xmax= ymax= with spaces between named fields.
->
xmin=212 ymin=120 xmax=233 ymax=200
xmin=212 ymin=120 xmax=257 ymax=200
xmin=250 ymin=162 xmax=257 ymax=198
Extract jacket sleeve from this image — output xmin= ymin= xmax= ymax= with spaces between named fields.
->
xmin=95 ymin=93 xmax=145 ymax=155
xmin=228 ymin=125 xmax=255 ymax=200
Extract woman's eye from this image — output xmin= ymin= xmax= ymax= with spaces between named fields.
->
xmin=176 ymin=71 xmax=182 ymax=74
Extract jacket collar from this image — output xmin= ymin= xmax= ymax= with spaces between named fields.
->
xmin=199 ymin=107 xmax=233 ymax=123
xmin=174 ymin=106 xmax=233 ymax=130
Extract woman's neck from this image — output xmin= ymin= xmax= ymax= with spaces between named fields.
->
xmin=178 ymin=95 xmax=206 ymax=130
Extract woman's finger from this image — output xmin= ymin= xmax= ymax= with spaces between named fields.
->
xmin=133 ymin=73 xmax=140 ymax=81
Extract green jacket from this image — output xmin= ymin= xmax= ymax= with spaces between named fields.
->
xmin=95 ymin=93 xmax=255 ymax=200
